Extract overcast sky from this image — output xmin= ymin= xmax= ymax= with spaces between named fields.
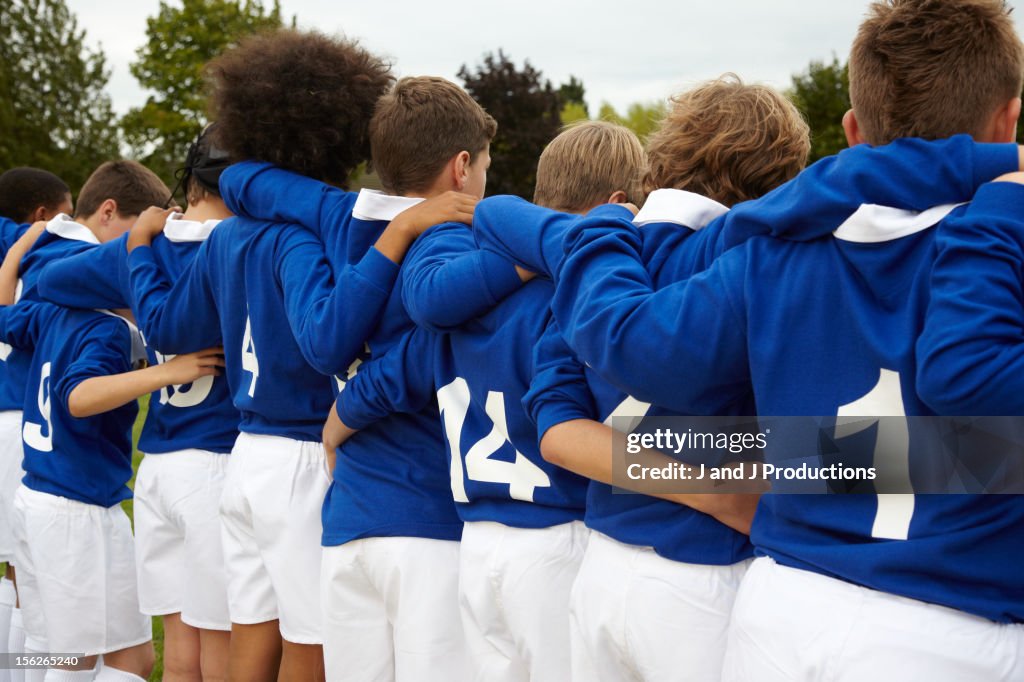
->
xmin=64 ymin=0 xmax=1024 ymax=116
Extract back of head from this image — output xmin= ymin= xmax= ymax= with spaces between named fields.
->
xmin=176 ymin=123 xmax=232 ymax=207
xmin=645 ymin=75 xmax=810 ymax=207
xmin=370 ymin=76 xmax=497 ymax=195
xmin=533 ymin=120 xmax=646 ymax=212
xmin=75 ymin=160 xmax=171 ymax=220
xmin=205 ymin=29 xmax=394 ymax=189
xmin=850 ymin=0 xmax=1024 ymax=144
xmin=0 ymin=167 xmax=70 ymax=223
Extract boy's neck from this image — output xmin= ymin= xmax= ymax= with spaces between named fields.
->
xmin=181 ymin=198 xmax=232 ymax=223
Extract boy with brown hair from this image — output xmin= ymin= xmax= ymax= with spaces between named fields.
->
xmin=322 ymin=119 xmax=646 ymax=682
xmin=125 ymin=64 xmax=480 ymax=680
xmin=540 ymin=1 xmax=1024 ymax=680
xmin=0 ymin=161 xmax=219 ymax=682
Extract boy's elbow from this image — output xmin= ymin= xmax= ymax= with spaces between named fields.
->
xmin=66 ymin=388 xmax=92 ymax=419
xmin=538 ymin=427 xmax=570 ymax=467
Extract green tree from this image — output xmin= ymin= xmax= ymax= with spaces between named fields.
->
xmin=789 ymin=57 xmax=850 ymax=162
xmin=122 ymin=0 xmax=283 ymax=190
xmin=0 ymin=0 xmax=120 ymax=191
xmin=597 ymin=101 xmax=666 ymax=142
xmin=459 ymin=51 xmax=562 ymax=198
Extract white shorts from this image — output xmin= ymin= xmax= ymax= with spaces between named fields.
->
xmin=321 ymin=537 xmax=467 ymax=682
xmin=12 ymin=485 xmax=151 ymax=655
xmin=220 ymin=432 xmax=328 ymax=644
xmin=570 ymin=531 xmax=750 ymax=682
xmin=459 ymin=520 xmax=588 ymax=682
xmin=723 ymin=556 xmax=1024 ymax=682
xmin=134 ymin=449 xmax=230 ymax=630
xmin=0 ymin=410 xmax=24 ymax=563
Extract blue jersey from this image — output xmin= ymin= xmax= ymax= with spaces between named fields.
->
xmin=473 ymin=136 xmax=1020 ymax=280
xmin=0 ymin=300 xmax=143 ymax=507
xmin=338 ymin=222 xmax=588 ymax=528
xmin=551 ymin=186 xmax=1024 ymax=623
xmin=524 ymin=197 xmax=756 ymax=565
xmin=0 ymin=215 xmax=103 ymax=412
xmin=217 ymin=163 xmax=471 ymax=545
xmin=0 ymin=217 xmax=30 ymax=411
xmin=917 ymin=182 xmax=1024 ymax=415
xmin=36 ymin=218 xmax=240 ymax=454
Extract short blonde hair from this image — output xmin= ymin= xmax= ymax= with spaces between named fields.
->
xmin=645 ymin=75 xmax=810 ymax=206
xmin=533 ymin=120 xmax=646 ymax=212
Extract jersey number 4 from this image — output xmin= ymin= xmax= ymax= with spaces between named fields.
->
xmin=836 ymin=368 xmax=914 ymax=540
xmin=437 ymin=378 xmax=551 ymax=504
xmin=241 ymin=315 xmax=259 ymax=398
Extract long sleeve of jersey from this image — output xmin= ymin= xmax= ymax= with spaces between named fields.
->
xmin=553 ymin=206 xmax=752 ymax=414
xmin=222 ymin=161 xmax=399 ymax=368
xmin=685 ymin=136 xmax=1022 ymax=268
xmin=401 ymin=222 xmax=523 ymax=332
xmin=0 ymin=300 xmax=54 ymax=351
xmin=275 ymin=230 xmax=396 ymax=375
xmin=472 ymin=196 xmax=576 ymax=278
xmin=523 ymin=318 xmax=597 ymax=441
xmin=335 ymin=326 xmax=437 ymax=430
xmin=916 ymin=181 xmax=1024 ymax=415
xmin=127 ymin=243 xmax=220 ymax=354
xmin=0 ymin=218 xmax=29 ymax=258
xmin=37 ymin=236 xmax=128 ymax=310
xmin=54 ymin=317 xmax=132 ymax=412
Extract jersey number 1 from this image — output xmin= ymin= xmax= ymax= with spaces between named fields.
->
xmin=836 ymin=368 xmax=914 ymax=540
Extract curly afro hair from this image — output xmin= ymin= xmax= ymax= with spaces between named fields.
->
xmin=205 ymin=29 xmax=393 ymax=188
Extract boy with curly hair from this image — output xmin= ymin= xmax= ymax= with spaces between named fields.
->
xmin=124 ymin=33 xmax=472 ymax=682
xmin=208 ymin=74 xmax=494 ymax=682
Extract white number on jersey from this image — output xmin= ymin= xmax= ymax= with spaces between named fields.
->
xmin=836 ymin=368 xmax=914 ymax=540
xmin=23 ymin=362 xmax=53 ymax=452
xmin=603 ymin=394 xmax=652 ymax=432
xmin=153 ymin=350 xmax=214 ymax=407
xmin=437 ymin=377 xmax=551 ymax=503
xmin=241 ymin=315 xmax=259 ymax=398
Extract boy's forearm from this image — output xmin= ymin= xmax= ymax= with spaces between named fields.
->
xmin=540 ymin=419 xmax=759 ymax=534
xmin=67 ymin=363 xmax=177 ymax=418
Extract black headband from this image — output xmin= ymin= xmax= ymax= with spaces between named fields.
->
xmin=166 ymin=123 xmax=232 ymax=207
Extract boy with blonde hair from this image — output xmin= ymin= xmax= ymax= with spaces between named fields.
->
xmin=544 ymin=1 xmax=1024 ymax=679
xmin=322 ymin=119 xmax=646 ymax=682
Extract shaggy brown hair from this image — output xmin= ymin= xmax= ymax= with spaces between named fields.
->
xmin=644 ymin=75 xmax=810 ymax=206
xmin=75 ymin=160 xmax=170 ymax=219
xmin=370 ymin=76 xmax=496 ymax=195
xmin=205 ymin=29 xmax=394 ymax=188
xmin=534 ymin=120 xmax=646 ymax=212
xmin=850 ymin=0 xmax=1024 ymax=145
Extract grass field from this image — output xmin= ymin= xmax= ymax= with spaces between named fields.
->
xmin=123 ymin=394 xmax=165 ymax=682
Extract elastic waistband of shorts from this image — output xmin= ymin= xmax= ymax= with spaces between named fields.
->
xmin=232 ymin=432 xmax=325 ymax=459
xmin=15 ymin=484 xmax=120 ymax=515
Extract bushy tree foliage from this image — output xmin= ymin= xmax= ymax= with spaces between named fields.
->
xmin=0 ymin=0 xmax=120 ymax=191
xmin=459 ymin=51 xmax=562 ymax=198
xmin=121 ymin=0 xmax=283 ymax=190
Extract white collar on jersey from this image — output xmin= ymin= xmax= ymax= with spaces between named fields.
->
xmin=163 ymin=213 xmax=222 ymax=243
xmin=833 ymin=203 xmax=966 ymax=243
xmin=633 ymin=189 xmax=729 ymax=230
xmin=352 ymin=189 xmax=424 ymax=222
xmin=45 ymin=213 xmax=100 ymax=244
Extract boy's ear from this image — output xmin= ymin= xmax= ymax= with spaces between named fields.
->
xmin=993 ymin=97 xmax=1022 ymax=144
xmin=98 ymin=198 xmax=118 ymax=225
xmin=842 ymin=110 xmax=866 ymax=147
xmin=451 ymin=150 xmax=472 ymax=191
xmin=606 ymin=190 xmax=628 ymax=205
